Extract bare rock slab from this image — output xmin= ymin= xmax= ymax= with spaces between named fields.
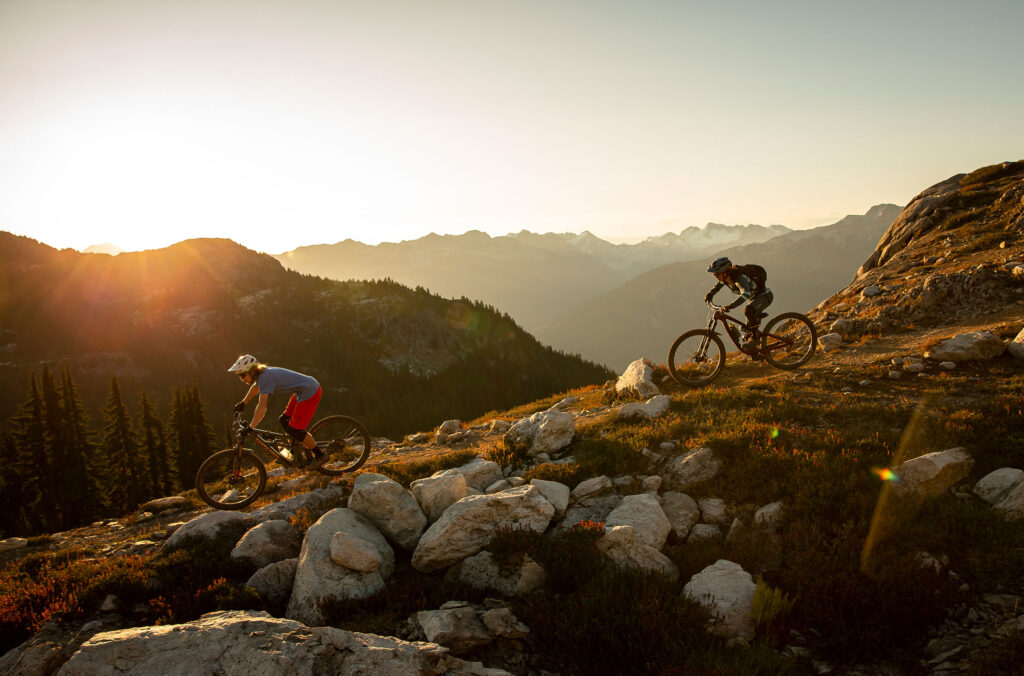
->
xmin=892 ymin=447 xmax=974 ymax=498
xmin=57 ymin=610 xmax=508 ymax=675
xmin=348 ymin=473 xmax=427 ymax=551
xmin=684 ymin=560 xmax=756 ymax=642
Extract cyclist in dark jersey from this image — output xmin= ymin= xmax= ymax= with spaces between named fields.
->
xmin=704 ymin=257 xmax=774 ymax=347
xmin=227 ymin=355 xmax=328 ymax=468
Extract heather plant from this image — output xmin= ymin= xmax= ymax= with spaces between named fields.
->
xmin=520 ymin=461 xmax=585 ymax=487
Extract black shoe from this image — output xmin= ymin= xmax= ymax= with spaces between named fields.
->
xmin=307 ymin=450 xmax=330 ymax=470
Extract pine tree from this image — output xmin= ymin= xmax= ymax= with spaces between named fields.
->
xmin=100 ymin=377 xmax=147 ymax=514
xmin=137 ymin=391 xmax=174 ymax=496
xmin=57 ymin=363 xmax=103 ymax=528
xmin=9 ymin=374 xmax=54 ymax=534
xmin=0 ymin=425 xmax=27 ymax=537
xmin=170 ymin=383 xmax=217 ymax=488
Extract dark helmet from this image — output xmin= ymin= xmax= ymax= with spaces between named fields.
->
xmin=707 ymin=257 xmax=732 ymax=273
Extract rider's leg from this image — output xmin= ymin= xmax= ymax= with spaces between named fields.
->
xmin=745 ymin=291 xmax=774 ymax=330
xmin=286 ymin=388 xmax=323 ymax=459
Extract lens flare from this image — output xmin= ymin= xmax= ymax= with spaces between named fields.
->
xmin=871 ymin=467 xmax=900 ymax=482
xmin=769 ymin=428 xmax=780 ymax=439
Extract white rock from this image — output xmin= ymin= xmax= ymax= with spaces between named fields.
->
xmin=454 ymin=457 xmax=505 ymax=492
xmin=615 ymin=359 xmax=661 ymax=399
xmin=416 ymin=606 xmax=492 ymax=654
xmin=246 ymin=558 xmax=298 ymax=609
xmin=892 ymin=447 xmax=974 ymax=498
xmin=453 ymin=550 xmax=546 ymax=596
xmin=331 ymin=532 xmax=384 ymax=573
xmin=489 ymin=419 xmax=511 ymax=434
xmin=1009 ymin=327 xmax=1024 ymax=359
xmin=486 ymin=479 xmax=512 ymax=494
xmin=162 ymin=511 xmax=257 ymax=554
xmin=438 ymin=419 xmax=463 ymax=435
xmin=479 ymin=607 xmax=530 ymax=639
xmin=617 ymin=395 xmax=672 ymax=421
xmin=230 ymin=519 xmax=301 ymax=569
xmin=687 ymin=524 xmax=723 ymax=543
xmin=697 ymin=498 xmax=730 ymax=526
xmin=861 ymin=285 xmax=881 ymax=298
xmin=548 ymin=396 xmax=578 ymax=411
xmin=286 ymin=508 xmax=394 ymax=626
xmin=973 ymin=468 xmax=1024 ymax=505
xmin=993 ymin=481 xmax=1024 ymax=520
xmin=662 ymin=447 xmax=722 ymax=490
xmin=887 ymin=370 xmax=902 ymax=379
xmin=661 ymin=492 xmax=700 ymax=539
xmin=348 ymin=473 xmax=428 ymax=551
xmin=904 ymin=362 xmax=925 ymax=373
xmin=829 ymin=318 xmax=857 ymax=337
xmin=412 ymin=485 xmax=555 ymax=572
xmin=139 ymin=496 xmax=190 ymax=513
xmin=596 ymin=525 xmax=679 ymax=581
xmin=684 ymin=560 xmax=757 ymax=641
xmin=504 ymin=410 xmax=575 ymax=457
xmin=754 ymin=501 xmax=784 ymax=528
xmin=0 ymin=537 xmax=28 ymax=553
xmin=570 ymin=475 xmax=614 ymax=502
xmin=940 ymin=361 xmax=957 ymax=370
xmin=57 ymin=610 xmax=503 ymax=676
xmin=251 ymin=484 xmax=347 ymax=523
xmin=818 ymin=333 xmax=842 ymax=353
xmin=604 ymin=493 xmax=672 ymax=550
xmin=529 ymin=479 xmax=570 ymax=518
xmin=412 ymin=469 xmax=469 ymax=522
xmin=641 ymin=475 xmax=662 ymax=493
xmin=924 ymin=331 xmax=1006 ymax=362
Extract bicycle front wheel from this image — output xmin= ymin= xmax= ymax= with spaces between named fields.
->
xmin=761 ymin=312 xmax=817 ymax=370
xmin=309 ymin=415 xmax=372 ymax=476
xmin=195 ymin=448 xmax=267 ymax=510
xmin=669 ymin=329 xmax=726 ymax=386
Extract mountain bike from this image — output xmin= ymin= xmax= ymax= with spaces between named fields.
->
xmin=195 ymin=412 xmax=372 ymax=510
xmin=668 ymin=302 xmax=817 ymax=386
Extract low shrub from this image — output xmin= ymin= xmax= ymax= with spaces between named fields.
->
xmin=374 ymin=449 xmax=478 ymax=487
xmin=520 ymin=461 xmax=586 ymax=488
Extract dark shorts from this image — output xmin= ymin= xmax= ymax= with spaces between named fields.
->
xmin=283 ymin=387 xmax=322 ymax=430
xmin=746 ymin=290 xmax=774 ymax=322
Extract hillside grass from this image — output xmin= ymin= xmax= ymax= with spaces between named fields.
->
xmin=1 ymin=354 xmax=1021 ymax=673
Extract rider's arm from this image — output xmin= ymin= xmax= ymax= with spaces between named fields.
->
xmin=251 ymin=393 xmax=269 ymax=428
xmin=240 ymin=381 xmax=259 ymax=405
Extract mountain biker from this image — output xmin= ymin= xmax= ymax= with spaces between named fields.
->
xmin=227 ymin=355 xmax=328 ymax=469
xmin=703 ymin=257 xmax=773 ymax=347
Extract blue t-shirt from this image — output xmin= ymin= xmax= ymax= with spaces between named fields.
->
xmin=256 ymin=367 xmax=320 ymax=402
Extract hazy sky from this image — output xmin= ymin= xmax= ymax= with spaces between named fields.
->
xmin=2 ymin=0 xmax=1022 ymax=253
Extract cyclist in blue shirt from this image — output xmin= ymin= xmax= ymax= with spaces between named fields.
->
xmin=227 ymin=355 xmax=328 ymax=468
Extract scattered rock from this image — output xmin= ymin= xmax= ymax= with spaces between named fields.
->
xmin=246 ymin=558 xmax=298 ymax=609
xmin=348 ymin=473 xmax=427 ymax=551
xmin=412 ymin=485 xmax=555 ymax=573
xmin=615 ymin=359 xmax=661 ymax=399
xmin=0 ymin=537 xmax=28 ymax=553
xmin=230 ymin=519 xmax=301 ymax=569
xmin=617 ymin=395 xmax=671 ymax=421
xmin=454 ymin=458 xmax=505 ymax=492
xmin=687 ymin=524 xmax=723 ymax=543
xmin=604 ymin=493 xmax=672 ymax=550
xmin=684 ymin=560 xmax=757 ymax=642
xmin=892 ymin=448 xmax=974 ymax=498
xmin=411 ymin=469 xmax=469 ymax=522
xmin=1009 ymin=327 xmax=1024 ymax=359
xmin=819 ymin=333 xmax=842 ymax=353
xmin=924 ymin=331 xmax=1006 ymax=362
xmin=661 ymin=492 xmax=700 ymax=540
xmin=504 ymin=409 xmax=575 ymax=457
xmin=331 ymin=531 xmax=384 ymax=573
xmin=138 ymin=496 xmax=190 ymax=514
xmin=596 ymin=525 xmax=679 ymax=581
xmin=162 ymin=511 xmax=257 ymax=554
xmin=416 ymin=605 xmax=493 ymax=654
xmin=697 ymin=498 xmax=731 ymax=526
xmin=662 ymin=447 xmax=722 ymax=491
xmin=451 ymin=550 xmax=546 ymax=596
xmin=529 ymin=479 xmax=570 ymax=518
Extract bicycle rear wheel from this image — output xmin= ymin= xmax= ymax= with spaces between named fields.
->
xmin=195 ymin=448 xmax=267 ymax=510
xmin=309 ymin=415 xmax=372 ymax=476
xmin=761 ymin=312 xmax=817 ymax=369
xmin=668 ymin=329 xmax=726 ymax=386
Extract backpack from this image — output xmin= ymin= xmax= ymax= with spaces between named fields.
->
xmin=733 ymin=264 xmax=767 ymax=294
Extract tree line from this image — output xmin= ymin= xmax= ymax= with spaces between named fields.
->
xmin=0 ymin=364 xmax=222 ymax=538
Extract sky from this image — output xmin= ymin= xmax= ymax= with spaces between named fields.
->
xmin=2 ymin=0 xmax=1022 ymax=254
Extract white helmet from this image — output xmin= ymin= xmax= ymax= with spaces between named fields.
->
xmin=227 ymin=354 xmax=259 ymax=374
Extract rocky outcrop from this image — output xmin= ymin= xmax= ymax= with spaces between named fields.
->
xmin=616 ymin=395 xmax=671 ymax=421
xmin=348 ymin=473 xmax=428 ymax=551
xmin=924 ymin=331 xmax=1006 ymax=362
xmin=286 ymin=508 xmax=395 ymax=626
xmin=412 ymin=485 xmax=555 ymax=573
xmin=603 ymin=493 xmax=671 ymax=550
xmin=454 ymin=458 xmax=505 ymax=492
xmin=57 ymin=610 xmax=506 ymax=675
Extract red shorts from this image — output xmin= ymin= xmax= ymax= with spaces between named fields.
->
xmin=283 ymin=387 xmax=322 ymax=430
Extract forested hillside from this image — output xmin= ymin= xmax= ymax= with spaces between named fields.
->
xmin=0 ymin=234 xmax=612 ymax=535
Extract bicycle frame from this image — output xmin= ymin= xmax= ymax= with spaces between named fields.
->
xmin=231 ymin=412 xmax=306 ymax=469
xmin=704 ymin=304 xmax=798 ymax=358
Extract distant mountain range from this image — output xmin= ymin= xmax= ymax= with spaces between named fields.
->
xmin=274 ymin=223 xmax=791 ymax=330
xmin=0 ymin=234 xmax=610 ymax=438
xmin=534 ymin=204 xmax=903 ymax=369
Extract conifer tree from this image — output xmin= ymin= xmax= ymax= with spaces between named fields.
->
xmin=10 ymin=374 xmax=55 ymax=533
xmin=58 ymin=363 xmax=103 ymax=527
xmin=0 ymin=426 xmax=27 ymax=537
xmin=137 ymin=390 xmax=174 ymax=496
xmin=170 ymin=384 xmax=217 ymax=488
xmin=100 ymin=377 xmax=147 ymax=514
